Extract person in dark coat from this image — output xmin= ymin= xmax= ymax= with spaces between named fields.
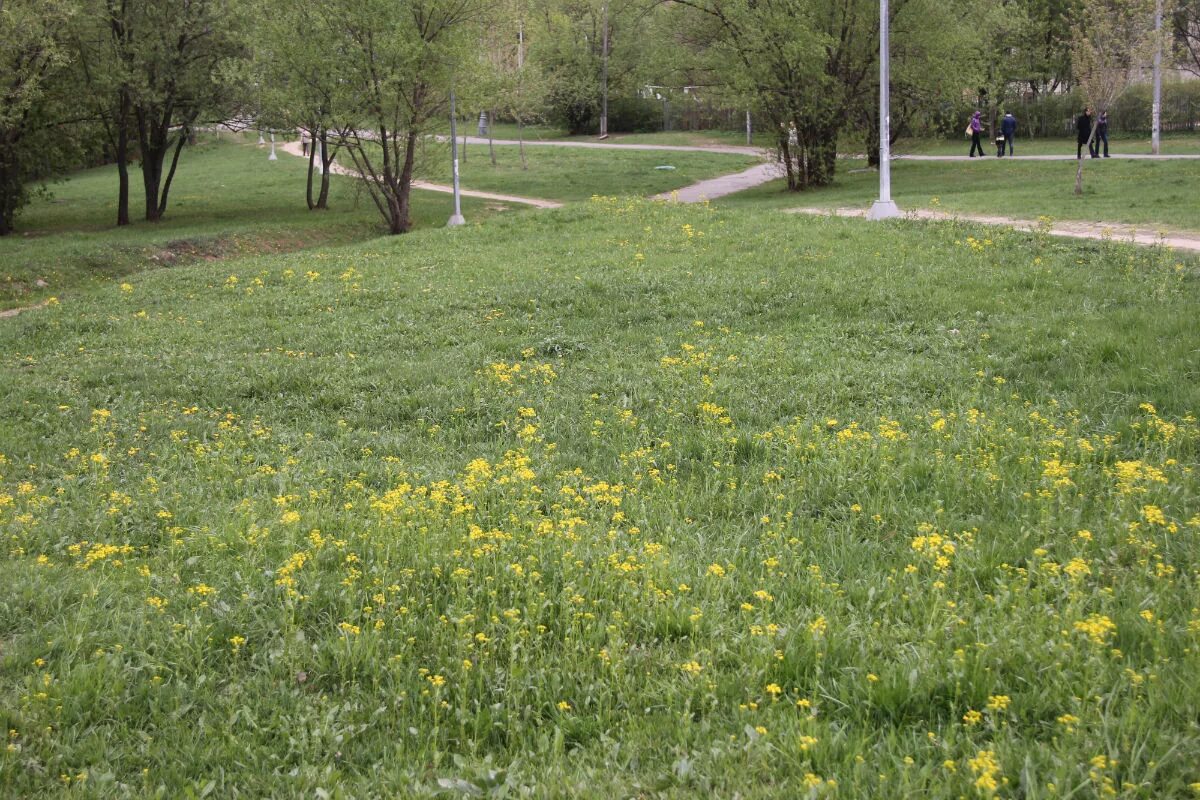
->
xmin=1076 ymin=108 xmax=1097 ymax=159
xmin=1000 ymin=112 xmax=1017 ymax=156
xmin=968 ymin=111 xmax=985 ymax=157
xmin=1096 ymin=111 xmax=1110 ymax=158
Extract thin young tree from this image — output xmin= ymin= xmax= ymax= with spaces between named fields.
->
xmin=1070 ymin=0 xmax=1159 ymax=195
xmin=332 ymin=0 xmax=483 ymax=235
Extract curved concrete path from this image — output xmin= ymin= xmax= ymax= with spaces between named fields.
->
xmin=278 ymin=141 xmax=563 ymax=209
xmin=459 ymin=135 xmax=766 ymax=157
xmin=653 ymin=162 xmax=782 ymax=203
xmin=788 ymin=206 xmax=1200 ymax=254
xmin=897 ymin=153 xmax=1200 ymax=162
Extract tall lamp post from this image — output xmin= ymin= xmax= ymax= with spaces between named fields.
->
xmin=1152 ymin=0 xmax=1162 ymax=155
xmin=868 ymin=0 xmax=901 ymax=220
xmin=448 ymin=89 xmax=466 ymax=227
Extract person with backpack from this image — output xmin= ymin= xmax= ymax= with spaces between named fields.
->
xmin=968 ymin=111 xmax=985 ymax=157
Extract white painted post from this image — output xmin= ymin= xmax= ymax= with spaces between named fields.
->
xmin=448 ymin=90 xmax=465 ymax=227
xmin=746 ymin=110 xmax=752 ymax=147
xmin=868 ymin=0 xmax=901 ymax=220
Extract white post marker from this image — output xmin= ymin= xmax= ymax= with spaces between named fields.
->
xmin=1152 ymin=0 xmax=1162 ymax=156
xmin=868 ymin=0 xmax=901 ymax=220
xmin=268 ymin=132 xmax=277 ymax=161
xmin=448 ymin=90 xmax=466 ymax=227
xmin=746 ymin=110 xmax=752 ymax=147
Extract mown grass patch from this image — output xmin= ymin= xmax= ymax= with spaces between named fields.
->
xmin=1 ymin=200 xmax=1199 ymax=797
xmin=721 ymin=157 xmax=1200 ymax=231
xmin=0 ymin=135 xmax=495 ymax=310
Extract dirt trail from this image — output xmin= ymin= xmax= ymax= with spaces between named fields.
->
xmin=788 ymin=206 xmax=1200 ymax=254
xmin=278 ymin=141 xmax=563 ymax=209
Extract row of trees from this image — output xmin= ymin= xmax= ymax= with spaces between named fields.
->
xmin=3 ymin=0 xmax=1199 ymax=236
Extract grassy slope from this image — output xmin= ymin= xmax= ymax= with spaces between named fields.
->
xmin=0 ymin=135 xmax=494 ymax=310
xmin=417 ymin=142 xmax=760 ymax=202
xmin=2 ymin=201 xmax=1199 ymax=797
xmin=720 ymin=157 xmax=1200 ymax=230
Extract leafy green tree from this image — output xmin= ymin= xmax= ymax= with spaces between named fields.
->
xmin=0 ymin=0 xmax=78 ymax=235
xmin=328 ymin=0 xmax=483 ymax=235
xmin=1173 ymin=0 xmax=1200 ymax=75
xmin=1071 ymin=0 xmax=1158 ymax=194
xmin=674 ymin=0 xmax=999 ymax=189
xmin=251 ymin=1 xmax=354 ymax=210
xmin=75 ymin=0 xmax=248 ymax=225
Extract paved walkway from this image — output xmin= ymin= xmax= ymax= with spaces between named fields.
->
xmin=654 ymin=162 xmax=782 ymax=202
xmin=788 ymin=206 xmax=1200 ymax=254
xmin=278 ymin=141 xmax=563 ymax=209
xmin=896 ymin=153 xmax=1200 ymax=162
xmin=460 ymin=136 xmax=766 ymax=157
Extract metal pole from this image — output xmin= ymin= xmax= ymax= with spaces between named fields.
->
xmin=599 ymin=1 xmax=609 ymax=139
xmin=1152 ymin=0 xmax=1162 ymax=155
xmin=746 ymin=110 xmax=752 ymax=147
xmin=268 ymin=132 xmax=277 ymax=161
xmin=868 ymin=0 xmax=901 ymax=220
xmin=448 ymin=89 xmax=465 ymax=227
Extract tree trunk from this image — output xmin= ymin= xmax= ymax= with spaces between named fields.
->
xmin=115 ymin=93 xmax=131 ymax=227
xmin=392 ymin=129 xmax=419 ymax=235
xmin=519 ymin=120 xmax=527 ymax=170
xmin=142 ymin=151 xmax=163 ymax=222
xmin=0 ymin=138 xmax=18 ymax=236
xmin=779 ymin=135 xmax=797 ymax=191
xmin=306 ymin=131 xmax=317 ymax=210
xmin=315 ymin=129 xmax=331 ymax=209
xmin=157 ymin=128 xmax=188 ymax=218
xmin=1074 ymin=127 xmax=1098 ymax=196
xmin=489 ymin=110 xmax=496 ymax=166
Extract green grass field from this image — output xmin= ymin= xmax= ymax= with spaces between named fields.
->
xmin=2 ymin=189 xmax=1199 ymax=796
xmin=414 ymin=141 xmax=761 ymax=203
xmin=720 ymin=157 xmax=1200 ymax=231
xmin=0 ymin=134 xmax=500 ymax=311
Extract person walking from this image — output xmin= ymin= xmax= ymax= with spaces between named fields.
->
xmin=1096 ymin=110 xmax=1110 ymax=158
xmin=968 ymin=111 xmax=985 ymax=157
xmin=1076 ymin=108 xmax=1096 ymax=159
xmin=1000 ymin=112 xmax=1017 ymax=156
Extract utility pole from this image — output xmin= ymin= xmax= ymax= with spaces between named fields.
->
xmin=868 ymin=0 xmax=901 ymax=220
xmin=1152 ymin=0 xmax=1162 ymax=155
xmin=599 ymin=1 xmax=609 ymax=139
xmin=448 ymin=89 xmax=465 ymax=227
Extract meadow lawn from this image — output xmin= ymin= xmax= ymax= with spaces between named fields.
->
xmin=1 ymin=135 xmax=1200 ymax=798
xmin=720 ymin=157 xmax=1200 ymax=232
